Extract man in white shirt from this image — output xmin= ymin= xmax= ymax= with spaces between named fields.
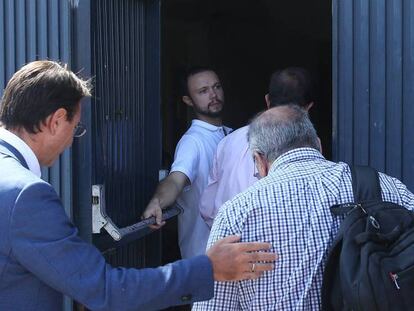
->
xmin=143 ymin=67 xmax=232 ymax=258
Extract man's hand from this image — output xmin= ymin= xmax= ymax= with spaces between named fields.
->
xmin=142 ymin=198 xmax=165 ymax=230
xmin=142 ymin=172 xmax=190 ymax=230
xmin=207 ymin=235 xmax=277 ymax=281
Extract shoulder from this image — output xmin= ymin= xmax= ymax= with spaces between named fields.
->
xmin=175 ymin=123 xmax=222 ymax=155
xmin=176 ymin=131 xmax=201 ymax=149
xmin=216 ymin=125 xmax=249 ymax=157
xmin=174 ymin=133 xmax=202 ymax=163
xmin=10 ymin=181 xmax=72 ymax=246
xmin=214 ymin=170 xmax=287 ymax=229
xmin=184 ymin=121 xmax=226 ymax=144
xmin=231 ymin=125 xmax=249 ymax=136
xmin=378 ymin=172 xmax=414 ymax=208
xmin=10 ymin=180 xmax=59 ymax=220
xmin=0 ymin=156 xmax=57 ymax=207
xmin=0 ymin=166 xmax=59 ymax=243
xmin=219 ymin=125 xmax=248 ymax=146
xmin=0 ymin=157 xmax=48 ymax=203
xmin=214 ymin=182 xmax=261 ymax=233
xmin=225 ymin=125 xmax=248 ymax=141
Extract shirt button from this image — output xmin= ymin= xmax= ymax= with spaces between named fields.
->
xmin=181 ymin=294 xmax=192 ymax=302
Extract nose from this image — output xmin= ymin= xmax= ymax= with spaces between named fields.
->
xmin=209 ymin=88 xmax=217 ymax=99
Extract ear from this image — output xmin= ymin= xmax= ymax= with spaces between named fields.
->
xmin=306 ymin=101 xmax=314 ymax=111
xmin=253 ymin=151 xmax=270 ymax=178
xmin=182 ymin=95 xmax=193 ymax=107
xmin=264 ymin=94 xmax=271 ymax=109
xmin=317 ymin=136 xmax=323 ymax=154
xmin=45 ymin=108 xmax=67 ymax=135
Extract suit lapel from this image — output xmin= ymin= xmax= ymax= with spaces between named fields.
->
xmin=0 ymin=139 xmax=29 ymax=170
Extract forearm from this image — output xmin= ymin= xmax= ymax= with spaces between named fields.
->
xmin=13 ymin=181 xmax=215 ymax=311
xmin=100 ymin=255 xmax=214 ymax=311
xmin=151 ymin=178 xmax=183 ymax=209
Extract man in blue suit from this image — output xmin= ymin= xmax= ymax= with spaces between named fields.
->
xmin=0 ymin=60 xmax=276 ymax=311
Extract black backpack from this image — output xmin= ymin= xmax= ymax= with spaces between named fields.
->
xmin=321 ymin=165 xmax=414 ymax=311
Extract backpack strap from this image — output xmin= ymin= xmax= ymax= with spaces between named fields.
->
xmin=321 ymin=239 xmax=345 ymax=310
xmin=351 ymin=165 xmax=382 ymax=202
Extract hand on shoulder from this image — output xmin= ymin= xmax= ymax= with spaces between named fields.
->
xmin=207 ymin=235 xmax=277 ymax=281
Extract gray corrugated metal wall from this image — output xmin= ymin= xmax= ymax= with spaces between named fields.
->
xmin=333 ymin=0 xmax=414 ymax=190
xmin=0 ymin=1 xmax=74 ymax=309
xmin=0 ymin=0 xmax=73 ymax=214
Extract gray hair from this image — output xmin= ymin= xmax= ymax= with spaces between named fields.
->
xmin=247 ymin=105 xmax=320 ymax=163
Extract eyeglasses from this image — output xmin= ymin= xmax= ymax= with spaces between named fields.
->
xmin=73 ymin=122 xmax=87 ymax=138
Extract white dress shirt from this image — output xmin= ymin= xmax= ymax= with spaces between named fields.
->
xmin=0 ymin=127 xmax=41 ymax=177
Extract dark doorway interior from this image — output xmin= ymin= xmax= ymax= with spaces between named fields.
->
xmin=162 ymin=0 xmax=332 ymax=161
xmin=160 ymin=3 xmax=331 ymax=308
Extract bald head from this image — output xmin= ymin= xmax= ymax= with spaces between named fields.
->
xmin=248 ymin=105 xmax=320 ymax=165
xmin=258 ymin=105 xmax=302 ymax=124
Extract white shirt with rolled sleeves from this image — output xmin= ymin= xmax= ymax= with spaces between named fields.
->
xmin=171 ymin=119 xmax=232 ymax=259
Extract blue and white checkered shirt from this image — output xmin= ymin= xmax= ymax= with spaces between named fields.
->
xmin=193 ymin=148 xmax=414 ymax=310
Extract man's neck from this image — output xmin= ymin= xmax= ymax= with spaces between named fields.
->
xmin=195 ymin=115 xmax=223 ymax=127
xmin=8 ymin=127 xmax=43 ymax=163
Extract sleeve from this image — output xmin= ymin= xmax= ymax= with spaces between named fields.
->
xmin=170 ymin=135 xmax=200 ymax=184
xmin=192 ymin=207 xmax=241 ymax=310
xmin=378 ymin=173 xmax=414 ymax=211
xmin=199 ymin=146 xmax=221 ymax=228
xmin=10 ymin=181 xmax=214 ymax=311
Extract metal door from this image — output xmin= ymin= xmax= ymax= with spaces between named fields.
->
xmin=72 ymin=0 xmax=162 ymax=268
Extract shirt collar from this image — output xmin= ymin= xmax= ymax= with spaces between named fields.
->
xmin=0 ymin=127 xmax=42 ymax=177
xmin=270 ymin=147 xmax=324 ymax=173
xmin=191 ymin=119 xmax=231 ymax=134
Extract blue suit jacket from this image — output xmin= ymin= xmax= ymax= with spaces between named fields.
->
xmin=0 ymin=141 xmax=213 ymax=311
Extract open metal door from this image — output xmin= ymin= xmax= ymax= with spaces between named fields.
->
xmin=73 ymin=0 xmax=163 ymax=269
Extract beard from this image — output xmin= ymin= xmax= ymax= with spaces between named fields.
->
xmin=192 ymin=100 xmax=224 ymax=118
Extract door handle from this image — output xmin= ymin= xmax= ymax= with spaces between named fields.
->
xmin=92 ymin=184 xmax=182 ymax=241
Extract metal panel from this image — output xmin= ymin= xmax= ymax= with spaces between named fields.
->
xmin=369 ymin=0 xmax=386 ymax=172
xmin=0 ymin=0 xmax=73 ymax=212
xmin=333 ymin=0 xmax=414 ymax=191
xmin=335 ymin=0 xmax=354 ymax=163
xmin=402 ymin=0 xmax=414 ymax=188
xmin=143 ymin=0 xmax=163 ymax=266
xmin=91 ymin=0 xmax=161 ymax=267
xmin=0 ymin=2 xmax=4 ymax=89
xmin=353 ymin=0 xmax=369 ymax=165
xmin=70 ymin=0 xmax=94 ymax=248
xmin=0 ymin=1 xmax=74 ymax=309
xmin=386 ymin=0 xmax=403 ymax=178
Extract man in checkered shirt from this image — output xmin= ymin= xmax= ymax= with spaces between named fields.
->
xmin=193 ymin=105 xmax=414 ymax=310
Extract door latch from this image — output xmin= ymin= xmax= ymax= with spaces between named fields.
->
xmin=92 ymin=184 xmax=182 ymax=241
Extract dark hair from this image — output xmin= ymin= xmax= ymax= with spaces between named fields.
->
xmin=268 ymin=67 xmax=314 ymax=108
xmin=180 ymin=66 xmax=217 ymax=97
xmin=0 ymin=60 xmax=91 ymax=133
